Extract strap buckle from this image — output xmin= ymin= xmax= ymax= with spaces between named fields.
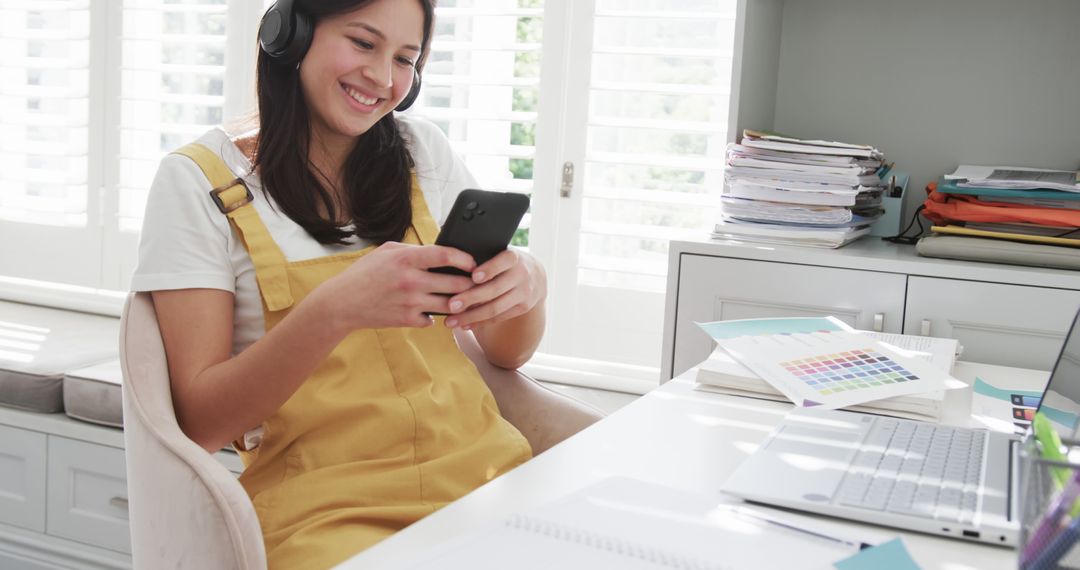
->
xmin=208 ymin=178 xmax=254 ymax=214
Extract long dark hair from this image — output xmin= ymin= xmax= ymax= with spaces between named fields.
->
xmin=252 ymin=0 xmax=436 ymax=245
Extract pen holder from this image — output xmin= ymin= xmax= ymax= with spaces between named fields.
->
xmin=869 ymin=172 xmax=909 ymax=237
xmin=1019 ymin=434 xmax=1080 ymax=569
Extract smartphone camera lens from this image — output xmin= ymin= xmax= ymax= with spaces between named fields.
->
xmin=465 ymin=201 xmax=479 ymax=211
xmin=463 ymin=211 xmax=474 ymax=221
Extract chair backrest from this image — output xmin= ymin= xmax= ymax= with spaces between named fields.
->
xmin=120 ymin=292 xmax=266 ymax=570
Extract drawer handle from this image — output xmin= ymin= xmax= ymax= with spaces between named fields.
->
xmin=920 ymin=319 xmax=932 ymax=336
xmin=873 ymin=313 xmax=884 ymax=332
xmin=109 ymin=497 xmax=129 ymax=511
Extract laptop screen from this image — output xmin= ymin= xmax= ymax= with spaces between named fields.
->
xmin=1036 ymin=309 xmax=1080 ymax=439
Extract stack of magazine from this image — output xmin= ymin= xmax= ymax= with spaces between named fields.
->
xmin=714 ymin=130 xmax=887 ymax=248
xmin=694 ymin=330 xmax=962 ymax=421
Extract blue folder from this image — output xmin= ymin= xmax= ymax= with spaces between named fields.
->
xmin=938 ymin=179 xmax=1080 ymax=201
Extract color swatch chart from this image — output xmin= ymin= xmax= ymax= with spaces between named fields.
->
xmin=708 ymin=319 xmax=950 ymax=409
xmin=781 ymin=349 xmax=919 ymax=397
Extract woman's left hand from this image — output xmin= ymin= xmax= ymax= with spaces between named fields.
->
xmin=443 ymin=248 xmax=546 ymax=330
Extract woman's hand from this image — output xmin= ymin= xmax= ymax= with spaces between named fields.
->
xmin=312 ymin=241 xmax=477 ymax=332
xmin=443 ymin=248 xmax=546 ymax=330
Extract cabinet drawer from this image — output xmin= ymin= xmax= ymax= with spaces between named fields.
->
xmin=905 ymin=277 xmax=1080 ymax=370
xmin=670 ymin=255 xmax=906 ymax=379
xmin=46 ymin=437 xmax=131 ymax=554
xmin=0 ymin=424 xmax=47 ymax=532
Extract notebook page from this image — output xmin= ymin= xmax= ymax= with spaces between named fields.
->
xmin=396 ymin=477 xmax=857 ymax=569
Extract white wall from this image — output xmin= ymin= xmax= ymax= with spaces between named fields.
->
xmin=753 ymin=0 xmax=1080 ymax=219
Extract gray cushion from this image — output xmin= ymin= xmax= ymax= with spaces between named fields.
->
xmin=0 ymin=301 xmax=119 ymax=413
xmin=64 ymin=359 xmax=123 ymax=427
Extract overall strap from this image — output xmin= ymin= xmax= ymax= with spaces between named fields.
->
xmin=407 ymin=173 xmax=440 ymax=246
xmin=171 ymin=143 xmax=294 ymax=312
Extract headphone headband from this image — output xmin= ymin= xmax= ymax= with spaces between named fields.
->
xmin=395 ymin=69 xmax=422 ymax=112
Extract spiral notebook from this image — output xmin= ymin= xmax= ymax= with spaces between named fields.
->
xmin=397 ymin=477 xmax=869 ymax=569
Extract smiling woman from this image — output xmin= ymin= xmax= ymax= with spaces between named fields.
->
xmin=255 ymin=0 xmax=433 ymax=243
xmin=128 ymin=0 xmax=555 ymax=568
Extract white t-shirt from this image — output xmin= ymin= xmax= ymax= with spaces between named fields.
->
xmin=130 ymin=115 xmax=478 ymax=356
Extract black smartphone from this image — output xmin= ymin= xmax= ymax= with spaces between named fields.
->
xmin=430 ymin=189 xmax=530 ymax=277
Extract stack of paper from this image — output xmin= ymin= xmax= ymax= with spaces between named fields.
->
xmin=716 ymin=130 xmax=887 ymax=248
xmin=692 ymin=317 xmax=964 ymax=420
xmin=712 ymin=218 xmax=872 ymax=248
xmin=696 ymin=330 xmax=962 ymax=421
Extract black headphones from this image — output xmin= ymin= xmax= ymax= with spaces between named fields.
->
xmin=258 ymin=0 xmax=423 ymax=112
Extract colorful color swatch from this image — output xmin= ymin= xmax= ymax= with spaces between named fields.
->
xmin=780 ymin=349 xmax=919 ymax=396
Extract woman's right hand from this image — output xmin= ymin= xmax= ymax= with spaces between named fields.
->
xmin=312 ymin=241 xmax=478 ymax=331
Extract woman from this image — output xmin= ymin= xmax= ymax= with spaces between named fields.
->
xmin=131 ymin=0 xmax=546 ymax=567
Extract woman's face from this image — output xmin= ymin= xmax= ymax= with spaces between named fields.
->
xmin=300 ymin=0 xmax=424 ymax=146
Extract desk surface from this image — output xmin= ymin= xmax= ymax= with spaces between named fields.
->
xmin=340 ymin=361 xmax=1047 ymax=569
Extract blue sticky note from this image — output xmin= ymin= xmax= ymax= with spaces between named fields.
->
xmin=833 ymin=538 xmax=922 ymax=570
xmin=973 ymin=377 xmax=1043 ymax=401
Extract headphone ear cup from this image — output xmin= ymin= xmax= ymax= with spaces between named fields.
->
xmin=395 ymin=70 xmax=422 ymax=112
xmin=258 ymin=2 xmax=290 ymax=57
xmin=279 ymin=9 xmax=313 ymax=65
xmin=259 ymin=0 xmax=313 ymax=65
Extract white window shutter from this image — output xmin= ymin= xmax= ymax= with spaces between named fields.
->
xmin=411 ymin=0 xmax=543 ymax=244
xmin=0 ymin=1 xmax=101 ymax=287
xmin=538 ymin=0 xmax=738 ymax=380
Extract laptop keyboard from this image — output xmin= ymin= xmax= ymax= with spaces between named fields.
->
xmin=834 ymin=418 xmax=987 ymax=524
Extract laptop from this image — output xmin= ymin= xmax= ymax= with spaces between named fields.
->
xmin=722 ymin=309 xmax=1080 ymax=546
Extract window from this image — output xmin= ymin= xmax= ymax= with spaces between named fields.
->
xmin=0 ymin=0 xmax=262 ymax=291
xmin=0 ymin=0 xmax=738 ymax=392
xmin=0 ymin=2 xmax=96 ymax=285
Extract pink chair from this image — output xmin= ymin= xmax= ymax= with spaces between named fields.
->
xmin=120 ymin=292 xmax=266 ymax=569
xmin=120 ymin=291 xmax=604 ymax=568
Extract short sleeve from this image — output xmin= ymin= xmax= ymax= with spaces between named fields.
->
xmin=129 ymin=152 xmax=236 ymax=293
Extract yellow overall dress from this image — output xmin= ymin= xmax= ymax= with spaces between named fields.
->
xmin=174 ymin=143 xmax=533 ymax=569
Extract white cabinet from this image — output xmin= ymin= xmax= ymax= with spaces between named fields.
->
xmin=0 ymin=425 xmax=46 ymax=532
xmin=905 ymin=277 xmax=1080 ymax=370
xmin=0 ymin=406 xmax=244 ymax=569
xmin=46 ymin=437 xmax=131 ymax=554
xmin=662 ymin=238 xmax=1080 ymax=380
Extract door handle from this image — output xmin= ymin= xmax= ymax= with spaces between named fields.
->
xmin=920 ymin=319 xmax=931 ymax=336
xmin=873 ymin=313 xmax=884 ymax=332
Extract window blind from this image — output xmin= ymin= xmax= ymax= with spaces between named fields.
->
xmin=579 ymin=0 xmax=737 ymax=292
xmin=117 ymin=0 xmax=230 ymax=233
xmin=414 ymin=0 xmax=543 ymax=245
xmin=0 ymin=1 xmax=91 ymax=227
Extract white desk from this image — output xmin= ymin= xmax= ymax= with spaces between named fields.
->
xmin=339 ymin=361 xmax=1047 ymax=569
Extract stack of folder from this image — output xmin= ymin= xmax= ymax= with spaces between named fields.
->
xmin=713 ymin=130 xmax=887 ymax=248
xmin=918 ymin=165 xmax=1080 ymax=269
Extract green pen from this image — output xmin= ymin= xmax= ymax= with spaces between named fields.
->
xmin=1034 ymin=412 xmax=1071 ymax=490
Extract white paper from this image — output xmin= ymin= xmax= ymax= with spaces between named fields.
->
xmin=945 ymin=164 xmax=1080 ymax=192
xmin=857 ymin=331 xmax=960 ymax=372
xmin=716 ymin=329 xmax=950 ymax=409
